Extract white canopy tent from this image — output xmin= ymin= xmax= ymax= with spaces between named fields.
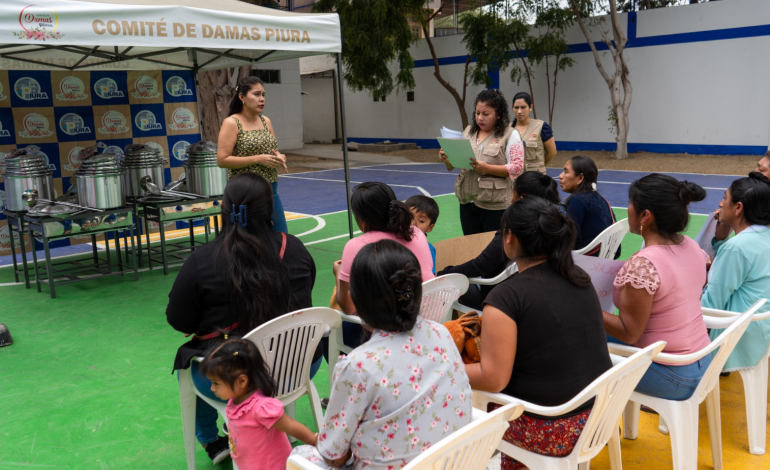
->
xmin=0 ymin=0 xmax=355 ymax=235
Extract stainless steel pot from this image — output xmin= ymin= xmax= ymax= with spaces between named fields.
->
xmin=123 ymin=144 xmax=165 ymax=198
xmin=184 ymin=142 xmax=227 ymax=197
xmin=75 ymin=153 xmax=125 ymax=209
xmin=3 ymin=149 xmax=54 ymax=211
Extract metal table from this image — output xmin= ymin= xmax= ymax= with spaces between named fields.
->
xmin=139 ymin=196 xmax=221 ymax=275
xmin=2 ymin=209 xmax=33 ymax=288
xmin=24 ymin=207 xmax=138 ymax=298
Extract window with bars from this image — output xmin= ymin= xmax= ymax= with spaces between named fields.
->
xmin=251 ymin=69 xmax=281 ymax=84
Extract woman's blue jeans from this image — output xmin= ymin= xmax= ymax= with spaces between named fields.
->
xmin=185 ymin=357 xmax=323 ymax=445
xmin=607 ymin=335 xmax=711 ymax=401
xmin=272 ymin=182 xmax=288 ymax=234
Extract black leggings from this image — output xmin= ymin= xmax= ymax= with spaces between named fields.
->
xmin=459 ymin=203 xmax=506 ymax=236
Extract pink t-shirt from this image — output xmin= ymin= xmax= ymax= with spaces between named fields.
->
xmin=612 ymin=236 xmax=711 ymax=364
xmin=338 ymin=228 xmax=436 ymax=283
xmin=226 ymin=390 xmax=291 ymax=470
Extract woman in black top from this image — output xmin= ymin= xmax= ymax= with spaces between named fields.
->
xmin=465 ymin=196 xmax=612 ymax=469
xmin=438 ymin=171 xmax=560 ymax=310
xmin=166 ymin=172 xmax=316 ymax=463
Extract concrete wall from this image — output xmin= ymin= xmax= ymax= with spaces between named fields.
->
xmin=339 ymin=0 xmax=770 ymax=155
xmin=258 ymin=59 xmax=303 ymax=149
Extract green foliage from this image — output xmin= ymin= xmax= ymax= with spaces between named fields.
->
xmin=526 ymin=5 xmax=575 ymax=72
xmin=607 ymin=104 xmax=618 ymax=135
xmin=313 ymin=0 xmax=425 ymax=100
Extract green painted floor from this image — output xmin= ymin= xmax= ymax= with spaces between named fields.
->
xmin=0 ymin=196 xmax=708 ymax=469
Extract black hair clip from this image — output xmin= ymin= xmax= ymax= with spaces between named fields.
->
xmin=388 ymin=200 xmax=398 ymax=215
xmin=395 ymin=284 xmax=414 ymax=302
xmin=230 ymin=204 xmax=248 ymax=228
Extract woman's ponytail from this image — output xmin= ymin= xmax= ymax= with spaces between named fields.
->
xmin=351 ymin=182 xmax=415 ymax=241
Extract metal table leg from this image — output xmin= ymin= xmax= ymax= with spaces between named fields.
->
xmin=159 ymin=220 xmax=169 ymax=275
xmin=114 ymin=230 xmax=123 ymax=273
xmin=91 ymin=234 xmax=98 ymax=264
xmin=18 ymin=220 xmax=30 ymax=289
xmin=30 ymin=230 xmax=41 ymax=293
xmin=43 ymin=235 xmax=55 ymax=299
xmin=130 ymin=224 xmax=138 ymax=281
xmin=189 ymin=221 xmax=195 ymax=251
xmin=8 ymin=219 xmax=19 ymax=284
xmin=144 ymin=216 xmax=152 ymax=270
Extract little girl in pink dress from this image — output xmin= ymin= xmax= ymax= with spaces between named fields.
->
xmin=201 ymin=338 xmax=317 ymax=470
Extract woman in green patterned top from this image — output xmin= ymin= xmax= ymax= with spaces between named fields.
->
xmin=217 ymin=76 xmax=289 ymax=233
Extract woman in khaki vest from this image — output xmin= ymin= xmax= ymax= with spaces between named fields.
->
xmin=512 ymin=92 xmax=557 ymax=174
xmin=438 ymin=89 xmax=525 ymax=235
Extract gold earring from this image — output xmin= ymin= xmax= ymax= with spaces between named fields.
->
xmin=640 ymin=223 xmax=644 ymax=235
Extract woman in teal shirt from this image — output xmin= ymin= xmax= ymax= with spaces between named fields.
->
xmin=703 ymin=172 xmax=770 ymax=372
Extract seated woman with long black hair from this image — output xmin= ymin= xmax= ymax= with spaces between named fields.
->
xmin=466 ymin=196 xmax=612 ymax=470
xmin=166 ymin=172 xmax=317 ymax=464
xmin=438 ymin=171 xmax=561 ymax=310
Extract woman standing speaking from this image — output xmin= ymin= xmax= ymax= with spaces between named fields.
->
xmin=217 ymin=76 xmax=289 ymax=233
xmin=512 ymin=92 xmax=557 ymax=174
xmin=439 ymin=89 xmax=524 ymax=235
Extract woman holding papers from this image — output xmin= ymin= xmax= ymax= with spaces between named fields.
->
xmin=512 ymin=92 xmax=557 ymax=173
xmin=439 ymin=89 xmax=525 ymax=235
xmin=702 ymin=172 xmax=770 ymax=373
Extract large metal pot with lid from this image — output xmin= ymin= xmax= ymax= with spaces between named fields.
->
xmin=75 ymin=153 xmax=125 ymax=209
xmin=184 ymin=141 xmax=228 ymax=197
xmin=123 ymin=144 xmax=164 ymax=198
xmin=3 ymin=147 xmax=54 ymax=212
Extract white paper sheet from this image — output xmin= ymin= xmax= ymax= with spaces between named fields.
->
xmin=572 ymin=253 xmax=627 ymax=313
xmin=440 ymin=127 xmax=465 ymax=139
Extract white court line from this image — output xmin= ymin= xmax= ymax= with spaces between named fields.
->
xmin=281 ymin=175 xmax=432 ymax=197
xmin=355 ymin=168 xmax=455 ymax=176
xmin=598 ymin=180 xmax=727 ymax=191
xmin=305 ymin=230 xmax=362 ymax=246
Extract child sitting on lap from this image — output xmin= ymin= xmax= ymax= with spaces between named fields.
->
xmin=201 ymin=338 xmax=317 ymax=470
xmin=406 ymin=195 xmax=440 ymax=274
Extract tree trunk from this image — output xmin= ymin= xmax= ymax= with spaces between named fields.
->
xmin=512 ymin=39 xmax=536 ymax=119
xmin=422 ymin=23 xmax=469 ymax=129
xmin=197 ymin=66 xmax=251 ymax=142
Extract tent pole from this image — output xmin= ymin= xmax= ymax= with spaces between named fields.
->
xmin=336 ymin=52 xmax=354 ymax=239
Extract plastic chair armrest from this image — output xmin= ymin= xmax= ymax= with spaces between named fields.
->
xmin=468 ymin=276 xmax=501 ymax=286
xmin=607 ymin=343 xmax=640 ymax=358
xmin=334 ymin=310 xmax=364 ymax=325
xmin=287 ymin=455 xmax=327 ymax=470
xmin=452 ymin=302 xmax=478 ymax=316
xmin=473 ymin=390 xmax=570 ymax=418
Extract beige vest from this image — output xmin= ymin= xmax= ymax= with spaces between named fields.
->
xmin=517 ymin=119 xmax=546 ymax=174
xmin=454 ymin=125 xmax=515 ymax=211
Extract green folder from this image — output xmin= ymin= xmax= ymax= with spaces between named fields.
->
xmin=437 ymin=137 xmax=474 ymax=170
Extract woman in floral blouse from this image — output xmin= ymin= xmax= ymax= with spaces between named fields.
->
xmin=292 ymin=240 xmax=473 ymax=469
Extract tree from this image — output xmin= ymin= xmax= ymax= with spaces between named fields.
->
xmin=569 ymin=0 xmax=633 ymax=159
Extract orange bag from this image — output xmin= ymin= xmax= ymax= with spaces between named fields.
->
xmin=443 ymin=311 xmax=482 ymax=364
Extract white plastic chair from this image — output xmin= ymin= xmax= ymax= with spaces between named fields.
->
xmin=453 ymin=263 xmax=518 ymax=315
xmin=611 ymin=299 xmax=766 ymax=470
xmin=574 ymin=218 xmax=629 ymax=259
xmin=328 ymin=274 xmax=469 ymax=381
xmin=701 ymin=301 xmax=770 ymax=455
xmin=178 ymin=307 xmax=342 ymax=470
xmin=473 ymin=341 xmax=666 ymax=470
xmin=286 ymin=402 xmax=525 ymax=470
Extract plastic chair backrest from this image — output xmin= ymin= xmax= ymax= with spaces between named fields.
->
xmin=243 ymin=307 xmax=341 ymax=399
xmin=419 ymin=274 xmax=469 ymax=323
xmin=403 ymin=403 xmax=523 ymax=470
xmin=691 ymin=300 xmax=763 ymax=402
xmin=574 ymin=218 xmax=629 ymax=259
xmin=573 ymin=341 xmax=666 ymax=461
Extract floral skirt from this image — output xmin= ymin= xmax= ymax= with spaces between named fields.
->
xmin=487 ymin=403 xmax=591 ymax=470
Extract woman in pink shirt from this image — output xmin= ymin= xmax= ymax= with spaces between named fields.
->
xmin=332 ymin=182 xmax=434 ymax=349
xmin=605 ymin=173 xmax=712 ymax=400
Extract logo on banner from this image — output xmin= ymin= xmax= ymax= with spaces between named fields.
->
xmin=94 ymin=78 xmax=124 ymax=99
xmin=59 ymin=113 xmax=91 ymax=136
xmin=0 ymin=190 xmax=6 ymax=212
xmin=64 ymin=146 xmax=85 ymax=172
xmin=56 ymin=76 xmax=88 ymax=101
xmin=0 ymin=119 xmax=10 ymax=138
xmin=135 ymin=110 xmax=163 ymax=131
xmin=19 ymin=113 xmax=54 ymax=139
xmin=166 ymin=76 xmax=193 ymax=97
xmin=132 ymin=76 xmax=161 ymax=99
xmin=0 ymin=82 xmax=6 ymax=101
xmin=172 ymin=141 xmax=190 ymax=162
xmin=168 ymin=108 xmax=197 ymax=131
xmin=14 ymin=77 xmax=48 ymax=101
xmin=99 ymin=110 xmax=129 ymax=134
xmin=13 ymin=5 xmax=62 ymax=41
xmin=1 ymin=224 xmax=28 ymax=251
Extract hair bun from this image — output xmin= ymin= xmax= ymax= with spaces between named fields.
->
xmin=678 ymin=180 xmax=707 ymax=205
xmin=540 ymin=174 xmax=552 ymax=186
xmin=749 ymin=171 xmax=770 ymax=186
